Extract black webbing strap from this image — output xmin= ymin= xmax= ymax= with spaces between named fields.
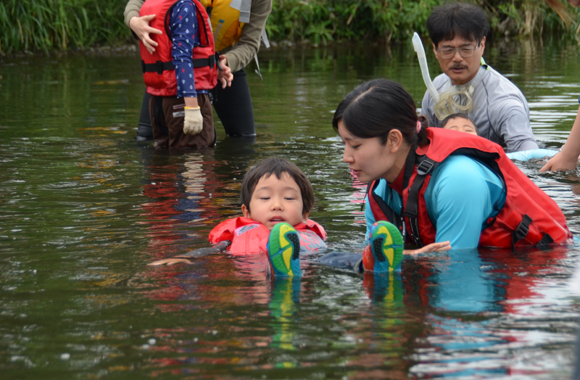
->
xmin=192 ymin=54 xmax=216 ymax=68
xmin=403 ymin=156 xmax=438 ymax=248
xmin=141 ymin=55 xmax=216 ymax=74
xmin=511 ymin=214 xmax=554 ymax=250
xmin=512 ymin=214 xmax=532 ymax=250
xmin=536 ymin=233 xmax=554 ymax=250
xmin=142 ymin=60 xmax=173 ymax=74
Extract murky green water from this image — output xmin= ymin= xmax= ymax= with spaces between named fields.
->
xmin=1 ymin=39 xmax=580 ymax=379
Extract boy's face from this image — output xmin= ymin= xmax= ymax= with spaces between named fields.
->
xmin=242 ymin=173 xmax=308 ymax=230
xmin=443 ymin=117 xmax=478 ymax=136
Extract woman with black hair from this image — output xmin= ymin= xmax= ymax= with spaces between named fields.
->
xmin=335 ymin=79 xmax=571 ymax=250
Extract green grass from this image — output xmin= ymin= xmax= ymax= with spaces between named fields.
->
xmin=0 ymin=0 xmax=578 ymax=54
xmin=267 ymin=0 xmax=580 ymax=45
xmin=0 ymin=0 xmax=129 ymax=54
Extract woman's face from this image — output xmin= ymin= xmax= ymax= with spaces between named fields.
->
xmin=338 ymin=120 xmax=399 ymax=183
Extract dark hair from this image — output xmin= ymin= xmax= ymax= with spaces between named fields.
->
xmin=240 ymin=157 xmax=314 ymax=215
xmin=441 ymin=113 xmax=479 ymax=135
xmin=427 ymin=3 xmax=490 ymax=47
xmin=332 ymin=79 xmax=429 ymax=147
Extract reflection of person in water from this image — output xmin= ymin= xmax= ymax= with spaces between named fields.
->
xmin=404 ymin=245 xmax=570 ymax=377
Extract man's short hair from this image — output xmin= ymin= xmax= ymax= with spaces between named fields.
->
xmin=240 ymin=157 xmax=314 ymax=215
xmin=427 ymin=2 xmax=490 ymax=47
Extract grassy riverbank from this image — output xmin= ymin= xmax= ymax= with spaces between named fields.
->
xmin=1 ymin=0 xmax=579 ymax=54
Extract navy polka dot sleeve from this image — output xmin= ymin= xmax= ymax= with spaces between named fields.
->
xmin=169 ymin=0 xmax=208 ymax=98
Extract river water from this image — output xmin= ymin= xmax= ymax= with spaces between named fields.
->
xmin=1 ymin=39 xmax=580 ymax=379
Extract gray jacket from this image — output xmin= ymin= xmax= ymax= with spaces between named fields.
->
xmin=421 ymin=65 xmax=539 ymax=152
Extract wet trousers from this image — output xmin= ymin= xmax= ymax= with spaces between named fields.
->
xmin=149 ymin=94 xmax=216 ymax=149
xmin=138 ymin=69 xmax=255 ymax=140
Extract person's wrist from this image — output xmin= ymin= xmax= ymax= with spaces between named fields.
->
xmin=559 ymin=145 xmax=579 ymax=159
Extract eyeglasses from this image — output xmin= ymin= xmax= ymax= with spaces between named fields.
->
xmin=437 ymin=43 xmax=480 ymax=59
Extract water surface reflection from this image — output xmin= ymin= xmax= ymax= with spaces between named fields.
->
xmin=0 ymin=41 xmax=579 ymax=378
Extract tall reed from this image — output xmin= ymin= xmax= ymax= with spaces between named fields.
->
xmin=0 ymin=0 xmax=129 ymax=54
xmin=267 ymin=0 xmax=580 ymax=45
xmin=0 ymin=0 xmax=578 ymax=54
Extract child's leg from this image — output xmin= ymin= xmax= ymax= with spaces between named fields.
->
xmin=318 ymin=252 xmax=364 ymax=273
xmin=267 ymin=223 xmax=301 ymax=277
xmin=137 ymin=90 xmax=153 ymax=141
xmin=149 ymin=95 xmax=170 ymax=148
xmin=364 ymin=221 xmax=404 ymax=272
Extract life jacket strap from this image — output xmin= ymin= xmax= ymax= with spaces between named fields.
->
xmin=512 ymin=214 xmax=531 ymax=250
xmin=511 ymin=214 xmax=555 ymax=250
xmin=403 ymin=156 xmax=438 ymax=249
xmin=142 ymin=60 xmax=173 ymax=75
xmin=536 ymin=233 xmax=554 ymax=249
xmin=142 ymin=55 xmax=216 ymax=75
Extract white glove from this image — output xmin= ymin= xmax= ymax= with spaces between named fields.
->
xmin=183 ymin=106 xmax=203 ymax=135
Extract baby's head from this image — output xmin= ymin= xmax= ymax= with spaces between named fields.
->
xmin=240 ymin=157 xmax=314 ymax=230
xmin=441 ymin=114 xmax=478 ymax=136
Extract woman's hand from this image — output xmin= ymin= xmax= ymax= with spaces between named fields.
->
xmin=539 ymin=152 xmax=578 ymax=172
xmin=147 ymin=258 xmax=192 ymax=266
xmin=129 ymin=14 xmax=162 ymax=54
xmin=217 ymin=55 xmax=233 ymax=89
xmin=404 ymin=241 xmax=451 ymax=255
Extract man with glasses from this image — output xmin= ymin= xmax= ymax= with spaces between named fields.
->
xmin=421 ymin=2 xmax=539 ymax=152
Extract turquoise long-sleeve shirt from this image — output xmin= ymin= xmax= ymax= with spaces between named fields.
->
xmin=365 ymin=155 xmax=507 ymax=250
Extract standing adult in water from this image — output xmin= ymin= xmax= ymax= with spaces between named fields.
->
xmin=421 ymin=2 xmax=538 ymax=152
xmin=125 ymin=0 xmax=272 ymax=139
xmin=336 ymin=79 xmax=571 ymax=250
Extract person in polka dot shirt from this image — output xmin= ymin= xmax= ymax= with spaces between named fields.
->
xmin=138 ymin=0 xmax=233 ymax=148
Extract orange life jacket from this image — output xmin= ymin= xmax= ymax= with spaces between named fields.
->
xmin=367 ymin=128 xmax=572 ymax=249
xmin=209 ymin=217 xmax=327 ymax=255
xmin=139 ymin=0 xmax=218 ymax=96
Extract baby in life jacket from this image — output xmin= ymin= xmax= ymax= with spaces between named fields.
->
xmin=149 ymin=157 xmax=327 ymax=277
xmin=441 ymin=114 xmax=565 ymax=162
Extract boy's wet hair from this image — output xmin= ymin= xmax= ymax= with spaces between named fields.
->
xmin=441 ymin=113 xmax=479 ymax=135
xmin=240 ymin=157 xmax=314 ymax=215
xmin=427 ymin=3 xmax=490 ymax=47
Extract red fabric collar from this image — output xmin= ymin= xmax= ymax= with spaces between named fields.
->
xmin=388 ymin=165 xmax=406 ymax=195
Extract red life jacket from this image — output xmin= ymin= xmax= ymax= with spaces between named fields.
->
xmin=139 ymin=0 xmax=218 ymax=96
xmin=209 ymin=217 xmax=328 ymax=255
xmin=367 ymin=128 xmax=572 ymax=249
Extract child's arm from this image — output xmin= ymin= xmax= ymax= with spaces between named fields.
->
xmin=169 ymin=0 xmax=204 ymax=135
xmin=540 ymin=105 xmax=580 ymax=172
xmin=148 ymin=241 xmax=231 ymax=266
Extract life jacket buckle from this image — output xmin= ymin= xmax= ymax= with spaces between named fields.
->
xmin=512 ymin=214 xmax=532 ymax=250
xmin=416 ymin=159 xmax=435 ymax=176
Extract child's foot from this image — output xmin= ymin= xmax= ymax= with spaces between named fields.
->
xmin=366 ymin=221 xmax=403 ymax=273
xmin=267 ymin=222 xmax=302 ymax=277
